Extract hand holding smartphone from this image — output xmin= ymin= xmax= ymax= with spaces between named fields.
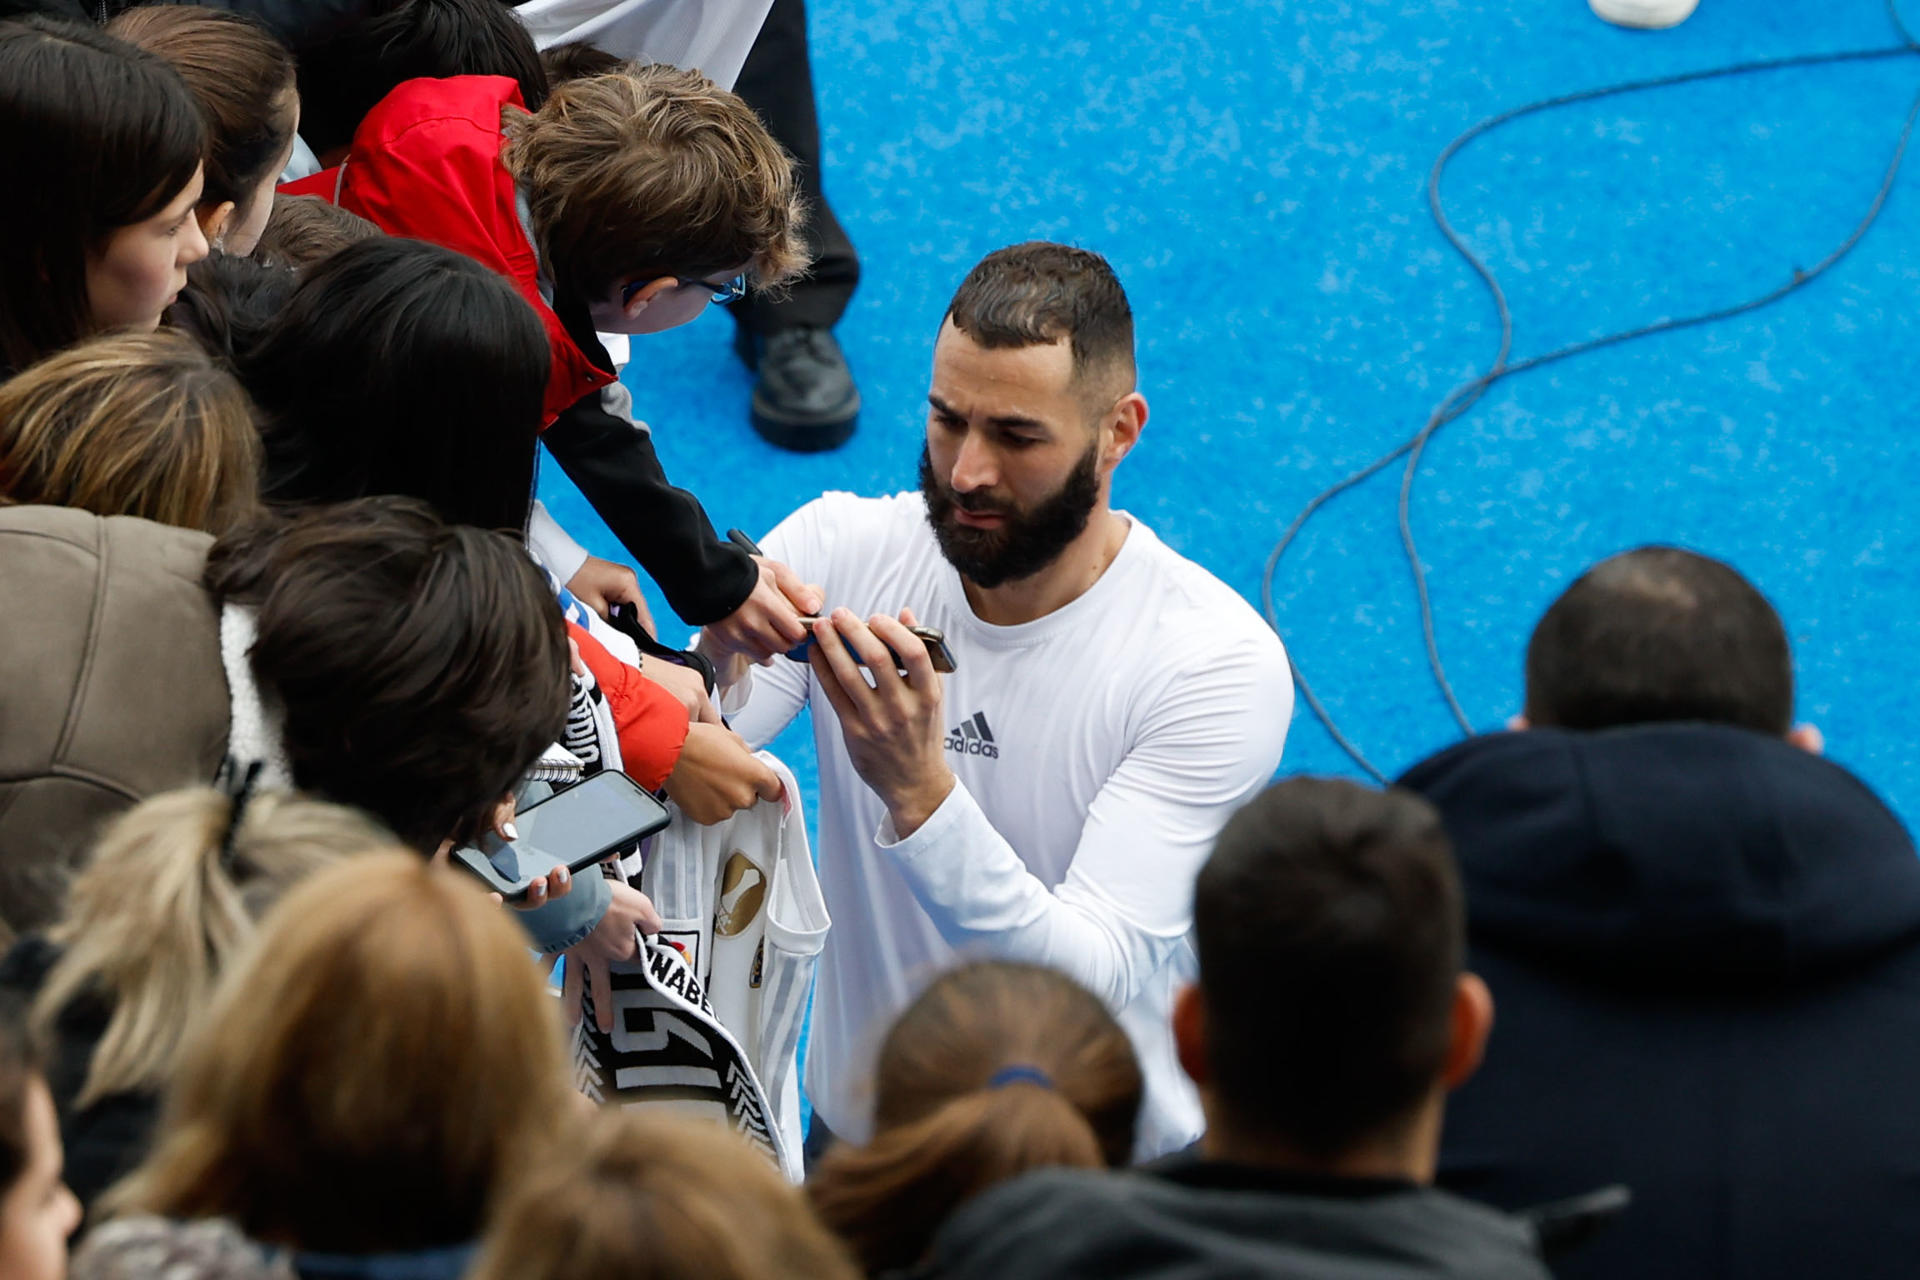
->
xmin=788 ymin=616 xmax=958 ymax=674
xmin=724 ymin=529 xmax=957 ymax=674
xmin=451 ymin=770 xmax=671 ymax=902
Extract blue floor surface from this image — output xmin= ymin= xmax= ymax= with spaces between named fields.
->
xmin=539 ymin=0 xmax=1920 ymax=828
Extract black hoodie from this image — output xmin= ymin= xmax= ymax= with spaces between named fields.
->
xmin=1401 ymin=724 xmax=1920 ymax=1280
xmin=915 ymin=1162 xmax=1551 ymax=1280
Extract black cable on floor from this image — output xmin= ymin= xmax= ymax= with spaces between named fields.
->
xmin=1262 ymin=4 xmax=1920 ymax=783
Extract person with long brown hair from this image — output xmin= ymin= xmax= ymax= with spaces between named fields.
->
xmin=0 ymin=329 xmax=261 ymax=535
xmin=106 ymin=7 xmax=299 ymax=258
xmin=471 ymin=1110 xmax=859 ymax=1280
xmin=806 ymin=961 xmax=1141 ymax=1275
xmin=0 ymin=18 xmax=210 ymax=376
xmin=74 ymin=853 xmax=575 ymax=1280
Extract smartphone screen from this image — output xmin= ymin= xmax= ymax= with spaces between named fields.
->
xmin=515 ymin=772 xmax=668 ymax=864
xmin=458 ymin=772 xmax=670 ymax=899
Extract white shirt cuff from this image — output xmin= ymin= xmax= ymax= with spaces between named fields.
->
xmin=874 ymin=778 xmax=974 ymax=855
xmin=527 ymin=501 xmax=590 ymax=586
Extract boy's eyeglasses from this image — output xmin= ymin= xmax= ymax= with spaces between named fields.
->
xmin=620 ymin=273 xmax=750 ymax=306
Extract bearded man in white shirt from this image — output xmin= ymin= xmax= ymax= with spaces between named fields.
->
xmin=701 ymin=242 xmax=1293 ymax=1158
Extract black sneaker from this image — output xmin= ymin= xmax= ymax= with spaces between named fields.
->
xmin=735 ymin=325 xmax=861 ymax=453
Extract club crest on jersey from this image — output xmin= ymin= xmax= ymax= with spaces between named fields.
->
xmin=715 ymin=851 xmax=767 ymax=937
xmin=945 ymin=711 xmax=998 ymax=760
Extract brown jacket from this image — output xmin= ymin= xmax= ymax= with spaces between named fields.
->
xmin=0 ymin=507 xmax=229 ymax=941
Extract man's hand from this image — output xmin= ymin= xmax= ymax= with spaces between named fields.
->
xmin=641 ymin=658 xmax=722 ymax=725
xmin=701 ymin=556 xmax=824 ymax=665
xmin=547 ymin=878 xmax=663 ymax=1033
xmin=567 ymin=556 xmax=650 ymax=629
xmin=664 ymin=723 xmax=785 ymax=824
xmin=808 ymin=607 xmax=956 ymax=839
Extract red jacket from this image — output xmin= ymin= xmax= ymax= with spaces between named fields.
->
xmin=280 ymin=76 xmax=610 ymax=425
xmin=568 ymin=623 xmax=688 ymax=792
xmin=280 ymin=76 xmax=761 ymax=628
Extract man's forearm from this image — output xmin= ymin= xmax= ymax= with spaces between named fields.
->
xmin=876 ymin=781 xmax=1176 ymax=1009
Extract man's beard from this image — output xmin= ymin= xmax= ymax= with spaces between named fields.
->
xmin=919 ymin=440 xmax=1101 ymax=590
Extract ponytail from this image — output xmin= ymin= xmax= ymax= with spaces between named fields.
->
xmin=809 ymin=1079 xmax=1105 ymax=1274
xmin=34 ymin=787 xmax=388 ymax=1107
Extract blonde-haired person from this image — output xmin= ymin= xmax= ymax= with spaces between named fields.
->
xmin=0 ymin=330 xmax=260 ymax=536
xmin=73 ymin=853 xmax=573 ymax=1280
xmin=0 ymin=787 xmax=394 ymax=1213
xmin=279 ymin=62 xmax=828 ymax=664
xmin=806 ymin=962 xmax=1143 ymax=1275
xmin=470 ymin=1109 xmax=858 ymax=1280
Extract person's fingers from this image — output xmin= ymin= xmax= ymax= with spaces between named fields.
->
xmin=768 ymin=557 xmax=825 ymax=615
xmin=834 ymin=609 xmax=905 ymax=691
xmin=590 ymin=955 xmax=616 ymax=1034
xmin=870 ymin=612 xmax=935 ymax=689
xmin=562 ymin=954 xmax=584 ymax=1027
xmin=807 ymin=622 xmax=865 ymax=724
xmin=900 ymin=607 xmax=920 ymax=628
xmin=632 ymin=893 xmax=663 ymax=937
xmin=489 ymin=891 xmax=504 ymax=906
xmin=752 ymin=758 xmax=785 ymax=804
xmin=567 ymin=636 xmax=587 ymax=677
xmin=523 ymin=878 xmax=547 ymax=908
xmin=492 ymin=798 xmax=519 ymax=842
xmin=753 ymin=561 xmax=811 ymax=645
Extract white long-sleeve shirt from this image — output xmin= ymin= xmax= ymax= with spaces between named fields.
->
xmin=727 ymin=491 xmax=1293 ymax=1157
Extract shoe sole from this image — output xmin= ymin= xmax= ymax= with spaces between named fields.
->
xmin=750 ymin=389 xmax=861 ymax=453
xmin=1589 ymin=0 xmax=1698 ymax=27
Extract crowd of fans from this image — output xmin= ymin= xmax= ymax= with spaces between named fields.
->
xmin=0 ymin=1 xmax=1910 ymax=1278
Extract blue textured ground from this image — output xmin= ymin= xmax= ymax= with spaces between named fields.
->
xmin=539 ymin=0 xmax=1920 ymax=828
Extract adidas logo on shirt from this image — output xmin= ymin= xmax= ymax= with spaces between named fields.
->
xmin=944 ymin=711 xmax=999 ymax=760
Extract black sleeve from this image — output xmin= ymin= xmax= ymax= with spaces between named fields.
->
xmin=541 ymin=393 xmax=759 ymax=627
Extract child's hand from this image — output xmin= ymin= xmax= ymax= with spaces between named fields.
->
xmin=567 ymin=556 xmax=649 ymax=626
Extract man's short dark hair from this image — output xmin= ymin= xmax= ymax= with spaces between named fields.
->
xmin=1524 ymin=546 xmax=1792 ymax=735
xmin=1194 ymin=778 xmax=1463 ymax=1155
xmin=944 ymin=243 xmax=1135 ymax=399
xmin=203 ymin=497 xmax=569 ymax=852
